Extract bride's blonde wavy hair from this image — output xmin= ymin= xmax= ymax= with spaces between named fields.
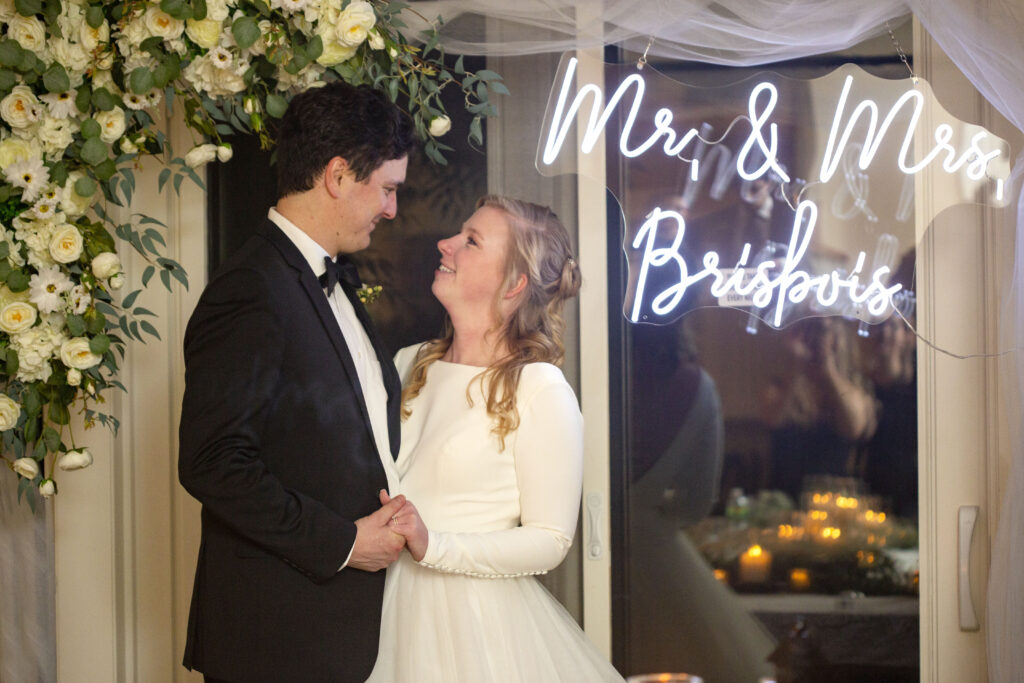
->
xmin=401 ymin=195 xmax=582 ymax=450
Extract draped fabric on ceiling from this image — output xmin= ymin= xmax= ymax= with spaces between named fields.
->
xmin=412 ymin=1 xmax=1024 ymax=680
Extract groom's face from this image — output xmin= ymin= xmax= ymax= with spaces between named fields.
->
xmin=331 ymin=155 xmax=408 ymax=254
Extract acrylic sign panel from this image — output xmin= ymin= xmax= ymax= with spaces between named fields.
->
xmin=536 ymin=53 xmax=1012 ymax=332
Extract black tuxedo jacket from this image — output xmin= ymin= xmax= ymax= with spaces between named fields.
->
xmin=178 ymin=221 xmax=401 ymax=682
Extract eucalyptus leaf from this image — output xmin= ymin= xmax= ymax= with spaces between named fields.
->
xmin=265 ymin=93 xmax=287 ymax=118
xmin=80 ymin=117 xmax=101 ymax=139
xmin=14 ymin=0 xmax=42 ymax=18
xmin=80 ymin=137 xmax=108 ymax=166
xmin=6 ymin=270 xmax=29 ymax=292
xmin=85 ymin=5 xmax=104 ymax=28
xmin=129 ymin=67 xmax=154 ymax=95
xmin=66 ymin=314 xmax=86 ymax=336
xmin=42 ymin=63 xmax=69 ymax=93
xmin=89 ymin=334 xmax=110 ymax=355
xmin=232 ymin=16 xmax=260 ymax=50
xmin=75 ymin=175 xmax=97 ymax=196
xmin=91 ymin=87 xmax=118 ymax=111
xmin=0 ymin=68 xmax=17 ymax=91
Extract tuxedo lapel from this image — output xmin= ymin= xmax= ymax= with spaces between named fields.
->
xmin=262 ymin=224 xmax=375 ymax=435
xmin=340 ymin=281 xmax=402 ymax=461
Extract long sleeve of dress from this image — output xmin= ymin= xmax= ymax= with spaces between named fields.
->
xmin=418 ymin=379 xmax=584 ymax=578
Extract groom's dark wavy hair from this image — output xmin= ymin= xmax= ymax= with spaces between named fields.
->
xmin=275 ymin=81 xmax=415 ymax=197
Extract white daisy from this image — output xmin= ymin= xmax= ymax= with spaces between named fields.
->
xmin=123 ymin=92 xmax=148 ymax=110
xmin=28 ymin=264 xmax=73 ymax=314
xmin=5 ymin=158 xmax=49 ymax=204
xmin=209 ymin=46 xmax=233 ymax=68
xmin=27 ymin=195 xmax=60 ymax=220
xmin=39 ymin=91 xmax=79 ymax=119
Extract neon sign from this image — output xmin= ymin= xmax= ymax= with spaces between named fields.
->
xmin=536 ymin=54 xmax=1012 ymax=329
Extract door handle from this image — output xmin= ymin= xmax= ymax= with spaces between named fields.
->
xmin=958 ymin=505 xmax=980 ymax=631
xmin=585 ymin=492 xmax=603 ymax=560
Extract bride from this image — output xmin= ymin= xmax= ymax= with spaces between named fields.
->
xmin=366 ymin=196 xmax=623 ymax=682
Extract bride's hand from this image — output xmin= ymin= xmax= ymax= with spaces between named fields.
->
xmin=379 ymin=490 xmax=429 ymax=562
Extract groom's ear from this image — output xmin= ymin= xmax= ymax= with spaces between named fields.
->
xmin=323 ymin=157 xmax=352 ymax=198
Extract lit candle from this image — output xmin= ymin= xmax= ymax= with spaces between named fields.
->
xmin=713 ymin=568 xmax=729 ymax=585
xmin=738 ymin=544 xmax=772 ymax=584
xmin=789 ymin=568 xmax=810 ymax=591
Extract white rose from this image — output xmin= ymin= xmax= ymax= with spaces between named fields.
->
xmin=109 ymin=273 xmax=124 ymax=290
xmin=58 ymin=448 xmax=93 ymax=471
xmin=185 ymin=143 xmax=219 ymax=168
xmin=144 ymin=6 xmax=185 ymax=40
xmin=0 ymin=137 xmax=36 ymax=171
xmin=0 ymin=393 xmax=21 ymax=430
xmin=91 ymin=252 xmax=121 ymax=279
xmin=79 ymin=18 xmax=110 ymax=51
xmin=0 ymin=301 xmax=37 ymax=334
xmin=12 ymin=457 xmax=39 ymax=479
xmin=8 ymin=16 xmax=46 ymax=52
xmin=0 ymin=86 xmax=41 ymax=129
xmin=66 ymin=367 xmax=82 ymax=386
xmin=61 ymin=337 xmax=102 ymax=370
xmin=205 ymin=0 xmax=230 ymax=21
xmin=185 ymin=18 xmax=222 ymax=49
xmin=429 ymin=115 xmax=451 ymax=137
xmin=96 ymin=108 xmax=126 ymax=143
xmin=38 ymin=478 xmax=56 ymax=497
xmin=49 ymin=225 xmax=84 ymax=263
xmin=335 ymin=0 xmax=375 ymax=47
xmin=50 ymin=38 xmax=91 ymax=72
xmin=316 ymin=34 xmax=357 ymax=66
xmin=367 ymin=28 xmax=384 ymax=50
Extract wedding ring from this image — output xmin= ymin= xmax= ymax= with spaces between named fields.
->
xmin=391 ymin=515 xmax=398 ymax=523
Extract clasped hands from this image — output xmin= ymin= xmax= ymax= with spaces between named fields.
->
xmin=348 ymin=489 xmax=428 ymax=572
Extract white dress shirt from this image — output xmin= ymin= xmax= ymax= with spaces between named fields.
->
xmin=268 ymin=208 xmax=399 ymax=568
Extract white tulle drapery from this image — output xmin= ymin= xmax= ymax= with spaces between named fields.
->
xmin=415 ymin=1 xmax=1024 ymax=681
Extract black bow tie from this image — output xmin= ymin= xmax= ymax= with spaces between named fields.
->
xmin=319 ymin=255 xmax=361 ymax=292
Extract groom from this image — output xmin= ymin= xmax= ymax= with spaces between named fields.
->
xmin=178 ymin=81 xmax=415 ymax=682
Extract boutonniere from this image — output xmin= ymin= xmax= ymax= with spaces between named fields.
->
xmin=357 ymin=284 xmax=384 ymax=305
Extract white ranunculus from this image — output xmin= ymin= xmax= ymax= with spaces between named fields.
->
xmin=96 ymin=108 xmax=126 ymax=143
xmin=66 ymin=367 xmax=81 ymax=386
xmin=91 ymin=252 xmax=121 ymax=279
xmin=49 ymin=225 xmax=84 ymax=263
xmin=61 ymin=337 xmax=101 ymax=370
xmin=38 ymin=478 xmax=56 ymax=497
xmin=185 ymin=17 xmax=222 ymax=49
xmin=334 ymin=0 xmax=375 ymax=47
xmin=0 ymin=85 xmax=42 ymax=129
xmin=0 ymin=301 xmax=37 ymax=334
xmin=0 ymin=393 xmax=21 ymax=430
xmin=0 ymin=136 xmax=37 ymax=171
xmin=58 ymin=448 xmax=93 ymax=471
xmin=13 ymin=457 xmax=39 ymax=479
xmin=0 ymin=0 xmax=16 ymax=21
xmin=8 ymin=15 xmax=46 ymax=52
xmin=144 ymin=6 xmax=185 ymax=40
xmin=429 ymin=115 xmax=451 ymax=137
xmin=185 ymin=143 xmax=219 ymax=168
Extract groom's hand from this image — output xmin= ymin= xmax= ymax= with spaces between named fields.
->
xmin=349 ymin=492 xmax=407 ymax=572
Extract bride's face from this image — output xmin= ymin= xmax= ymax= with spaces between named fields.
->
xmin=432 ymin=206 xmax=513 ymax=319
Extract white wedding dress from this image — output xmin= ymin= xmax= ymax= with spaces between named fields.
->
xmin=366 ymin=345 xmax=624 ymax=682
